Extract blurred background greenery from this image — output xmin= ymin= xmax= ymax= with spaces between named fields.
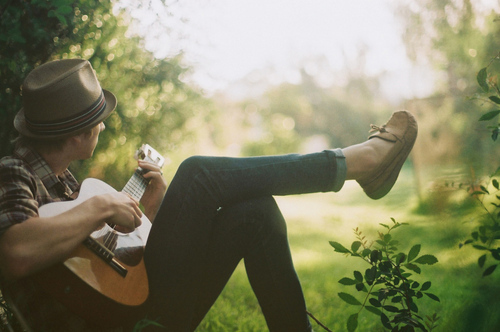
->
xmin=1 ymin=0 xmax=500 ymax=330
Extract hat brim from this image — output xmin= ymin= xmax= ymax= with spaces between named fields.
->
xmin=14 ymin=89 xmax=117 ymax=140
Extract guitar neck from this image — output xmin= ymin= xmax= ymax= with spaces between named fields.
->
xmin=122 ymin=169 xmax=149 ymax=201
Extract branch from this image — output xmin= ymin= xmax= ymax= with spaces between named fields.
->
xmin=306 ymin=310 xmax=333 ymax=332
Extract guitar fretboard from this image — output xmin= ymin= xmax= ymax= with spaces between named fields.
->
xmin=122 ymin=169 xmax=149 ymax=201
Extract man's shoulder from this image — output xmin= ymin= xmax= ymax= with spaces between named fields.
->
xmin=0 ymin=155 xmax=24 ymax=167
xmin=0 ymin=153 xmax=34 ymax=177
xmin=0 ymin=145 xmax=46 ymax=178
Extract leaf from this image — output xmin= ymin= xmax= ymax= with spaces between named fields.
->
xmin=491 ymin=249 xmax=500 ymax=261
xmin=390 ymin=296 xmax=401 ymax=304
xmin=478 ymin=254 xmax=487 ymax=268
xmin=361 ymin=248 xmax=371 ymax=258
xmin=369 ymin=298 xmax=382 ymax=307
xmin=489 ymin=96 xmax=500 ymax=104
xmin=395 ymin=253 xmax=406 ymax=265
xmin=381 ymin=312 xmax=392 ymax=329
xmin=347 ymin=313 xmax=358 ymax=332
xmin=369 ymin=249 xmax=379 ymax=263
xmin=477 ymin=67 xmax=489 ymax=92
xmin=379 ymin=261 xmax=392 ymax=273
xmin=330 ymin=241 xmax=350 ymax=254
xmin=494 ymin=179 xmax=500 ymax=190
xmin=379 ymin=223 xmax=390 ymax=229
xmin=384 ymin=234 xmax=392 ymax=243
xmin=338 ymin=292 xmax=362 ymax=305
xmin=479 ymin=110 xmax=500 ymax=121
xmin=378 ymin=261 xmax=392 ymax=273
xmin=365 ymin=266 xmax=377 ymax=284
xmin=383 ymin=305 xmax=399 ymax=312
xmin=57 ymin=5 xmax=74 ymax=15
xmin=424 ymin=292 xmax=440 ymax=302
xmin=339 ymin=277 xmax=358 ymax=286
xmin=409 ymin=300 xmax=419 ymax=313
xmin=365 ymin=306 xmax=382 ymax=316
xmin=420 ymin=281 xmax=431 ymax=291
xmin=405 ymin=263 xmax=422 ymax=274
xmin=407 ymin=244 xmax=421 ymax=262
xmin=355 ymin=283 xmax=366 ymax=292
xmin=482 ymin=264 xmax=498 ymax=277
xmin=414 ymin=254 xmax=438 ymax=265
xmin=351 ymin=241 xmax=362 ymax=253
xmin=378 ymin=289 xmax=388 ymax=302
xmin=354 ymin=270 xmax=363 ymax=282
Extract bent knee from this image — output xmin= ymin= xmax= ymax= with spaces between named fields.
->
xmin=220 ymin=197 xmax=287 ymax=235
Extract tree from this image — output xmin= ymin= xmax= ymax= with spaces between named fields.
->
xmin=0 ymin=0 xmax=212 ymax=187
xmin=229 ymin=60 xmax=390 ymax=157
xmin=0 ymin=0 xmax=86 ymax=157
xmin=396 ymin=0 xmax=500 ymax=169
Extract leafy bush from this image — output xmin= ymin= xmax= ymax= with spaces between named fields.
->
xmin=329 ymin=219 xmax=440 ymax=332
xmin=460 ymin=53 xmax=500 ymax=276
xmin=475 ymin=52 xmax=500 ymax=141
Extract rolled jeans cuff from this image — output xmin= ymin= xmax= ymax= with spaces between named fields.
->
xmin=331 ymin=148 xmax=346 ymax=192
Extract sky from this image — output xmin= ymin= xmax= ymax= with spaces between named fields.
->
xmin=121 ymin=0 xmax=437 ymax=100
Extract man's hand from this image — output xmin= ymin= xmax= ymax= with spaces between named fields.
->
xmin=138 ymin=159 xmax=168 ymax=221
xmin=96 ymin=192 xmax=143 ymax=233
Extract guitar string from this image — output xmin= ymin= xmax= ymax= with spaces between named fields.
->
xmin=101 ymin=171 xmax=149 ymax=251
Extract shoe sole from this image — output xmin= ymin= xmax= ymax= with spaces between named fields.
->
xmin=362 ymin=111 xmax=418 ymax=200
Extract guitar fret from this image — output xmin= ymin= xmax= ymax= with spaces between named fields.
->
xmin=123 ymin=171 xmax=149 ymax=201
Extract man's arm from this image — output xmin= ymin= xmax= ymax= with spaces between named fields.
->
xmin=0 ymin=192 xmax=142 ymax=281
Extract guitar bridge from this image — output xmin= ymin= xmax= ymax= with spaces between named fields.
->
xmin=83 ymin=237 xmax=128 ymax=278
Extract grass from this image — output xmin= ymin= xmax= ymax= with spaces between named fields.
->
xmin=196 ymin=167 xmax=500 ymax=331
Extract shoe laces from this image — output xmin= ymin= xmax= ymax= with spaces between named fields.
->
xmin=369 ymin=124 xmax=402 ymax=142
xmin=369 ymin=124 xmax=387 ymax=133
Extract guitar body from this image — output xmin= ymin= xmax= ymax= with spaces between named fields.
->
xmin=35 ymin=178 xmax=152 ymax=327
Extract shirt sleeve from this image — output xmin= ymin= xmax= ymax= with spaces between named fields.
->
xmin=0 ymin=161 xmax=39 ymax=237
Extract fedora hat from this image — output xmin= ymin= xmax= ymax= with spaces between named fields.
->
xmin=14 ymin=58 xmax=117 ymax=139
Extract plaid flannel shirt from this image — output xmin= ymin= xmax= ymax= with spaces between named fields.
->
xmin=0 ymin=145 xmax=121 ymax=332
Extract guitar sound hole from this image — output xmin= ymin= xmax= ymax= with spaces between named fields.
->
xmin=90 ymin=226 xmax=145 ymax=267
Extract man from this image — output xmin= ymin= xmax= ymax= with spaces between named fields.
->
xmin=0 ymin=59 xmax=166 ymax=331
xmin=0 ymin=58 xmax=417 ymax=331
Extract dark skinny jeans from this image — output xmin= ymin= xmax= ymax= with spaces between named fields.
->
xmin=144 ymin=151 xmax=340 ymax=331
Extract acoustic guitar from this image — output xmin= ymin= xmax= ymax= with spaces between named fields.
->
xmin=32 ymin=144 xmax=165 ymax=327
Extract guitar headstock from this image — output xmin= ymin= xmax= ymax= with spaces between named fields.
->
xmin=134 ymin=144 xmax=165 ymax=168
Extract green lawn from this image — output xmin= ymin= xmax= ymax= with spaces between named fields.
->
xmin=197 ymin=168 xmax=500 ymax=331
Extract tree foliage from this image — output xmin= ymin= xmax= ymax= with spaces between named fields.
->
xmin=0 ymin=0 xmax=211 ymax=188
xmin=0 ymin=0 xmax=84 ymax=157
xmin=219 ymin=63 xmax=389 ymax=157
xmin=396 ymin=0 xmax=500 ymax=169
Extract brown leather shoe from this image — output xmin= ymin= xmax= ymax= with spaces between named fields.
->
xmin=356 ymin=110 xmax=418 ymax=199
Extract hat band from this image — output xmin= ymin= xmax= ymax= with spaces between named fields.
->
xmin=26 ymin=91 xmax=107 ymax=136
